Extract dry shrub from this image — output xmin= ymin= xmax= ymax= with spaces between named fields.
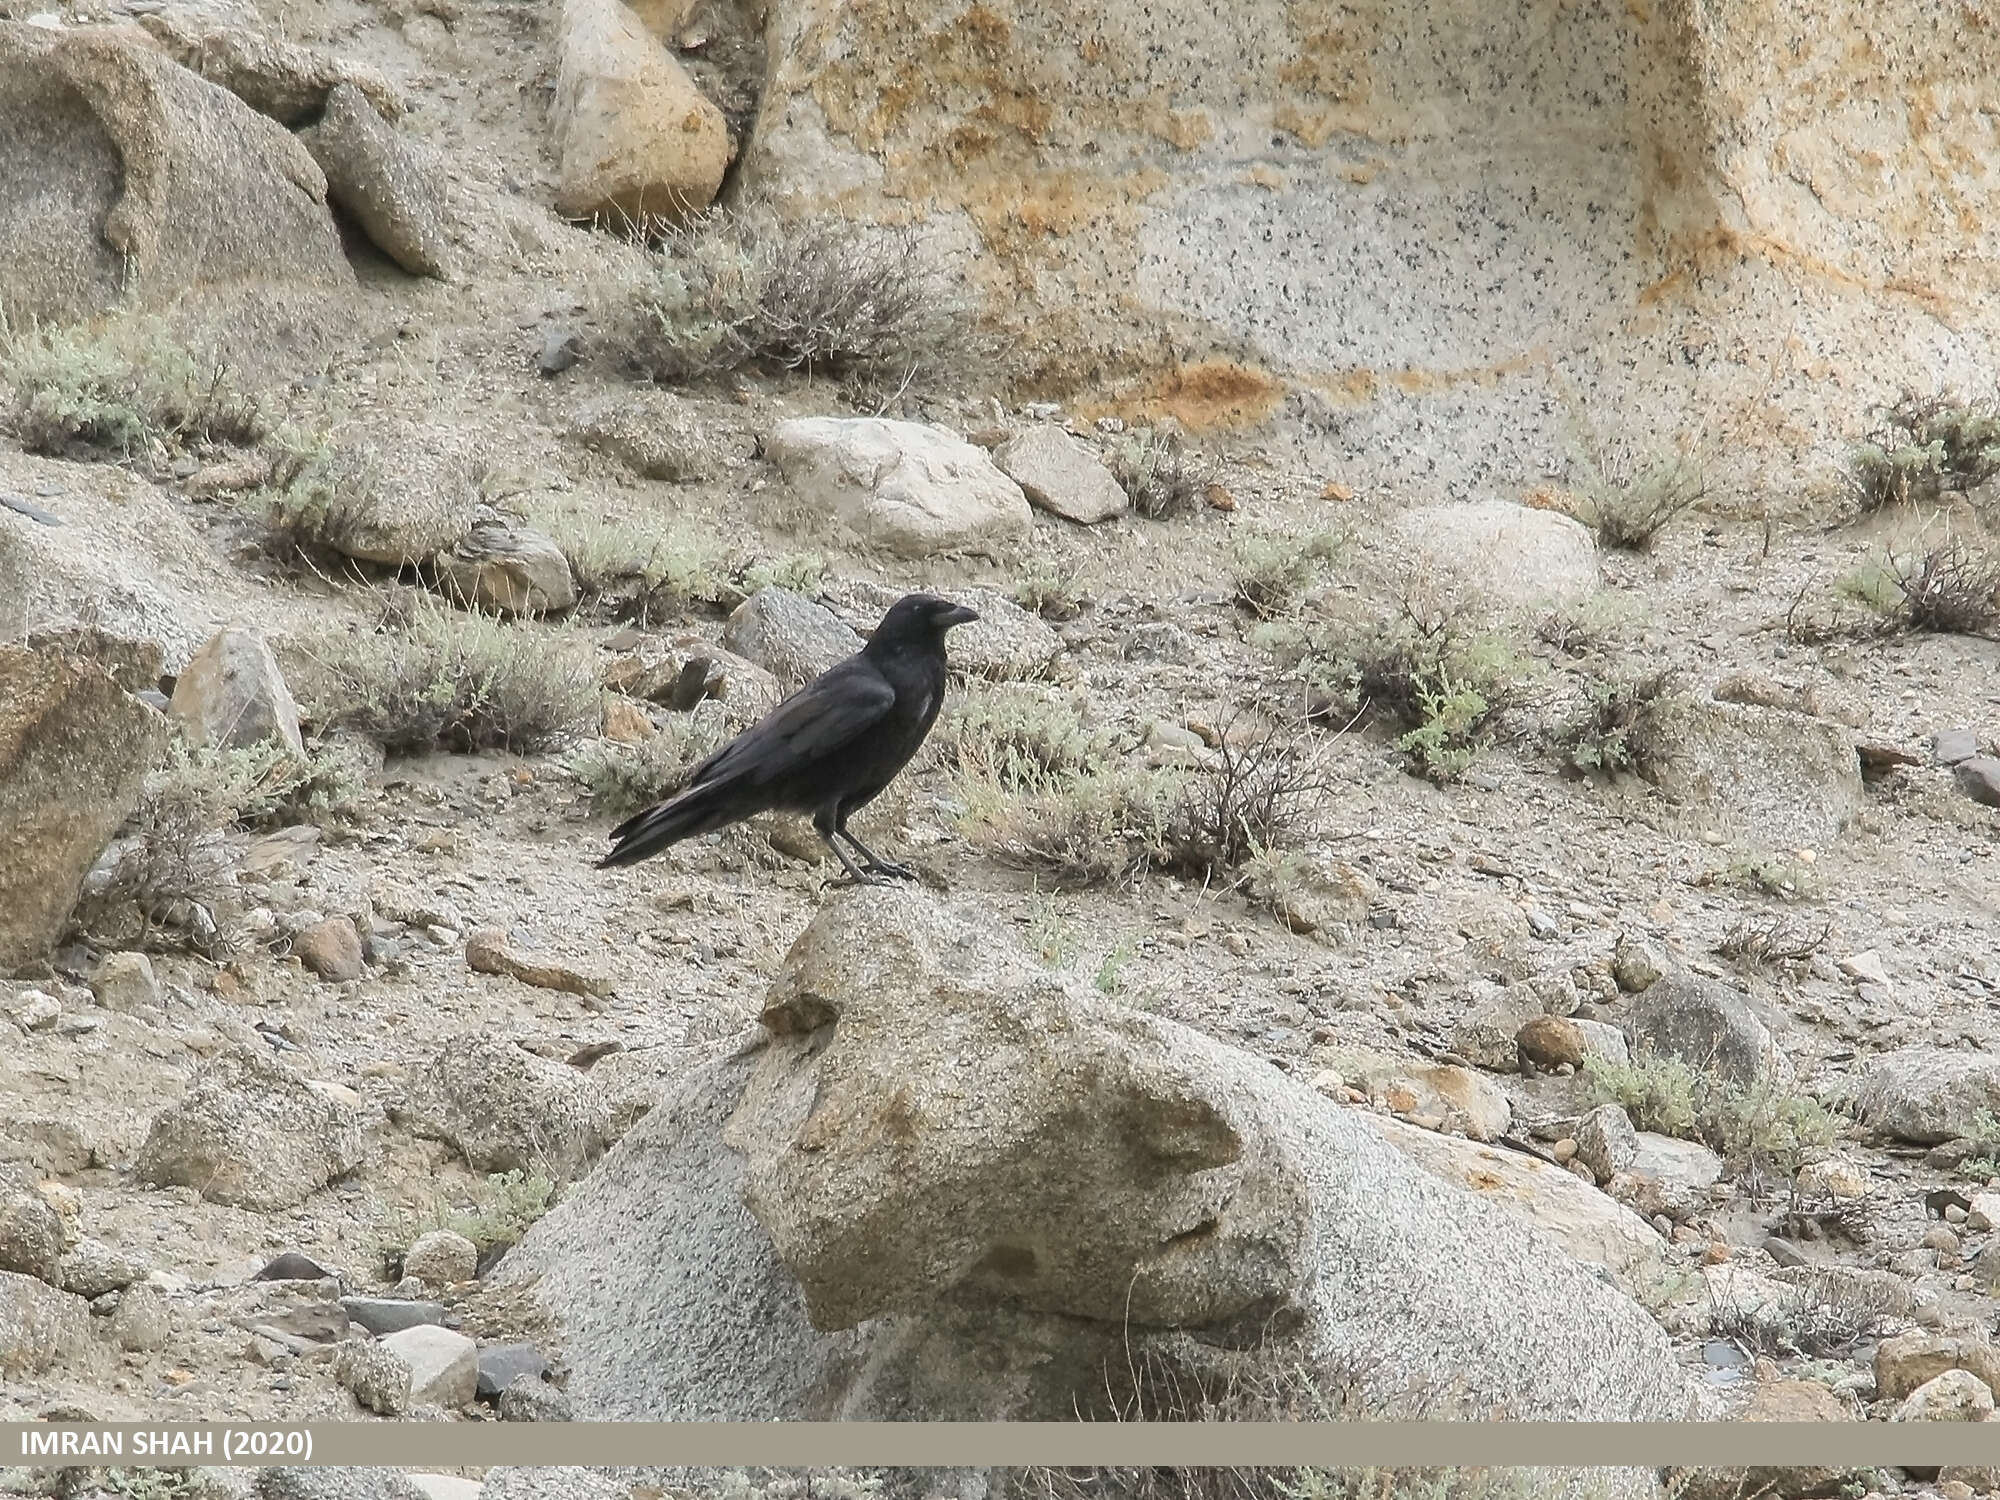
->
xmin=1108 ymin=428 xmax=1215 ymax=520
xmin=0 ymin=312 xmax=268 ymax=459
xmin=1552 ymin=668 xmax=1674 ymax=777
xmin=567 ymin=707 xmax=732 ymax=818
xmin=1707 ymin=1268 xmax=1899 ymax=1358
xmin=1886 ymin=540 xmax=2000 ymax=635
xmin=1845 ymin=391 xmax=2000 ymax=513
xmin=300 ymin=601 xmax=597 ymax=755
xmin=630 ymin=209 xmax=974 ymax=388
xmin=1230 ymin=528 xmax=1342 ymax=618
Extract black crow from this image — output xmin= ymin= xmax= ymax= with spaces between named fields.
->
xmin=596 ymin=592 xmax=979 ymax=884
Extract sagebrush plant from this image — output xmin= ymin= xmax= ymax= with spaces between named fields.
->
xmin=1845 ymin=391 xmax=2000 ymax=513
xmin=1582 ymin=1054 xmax=1842 ymax=1187
xmin=1014 ymin=557 xmax=1087 ymax=621
xmin=1553 ymin=668 xmax=1673 ymax=776
xmin=302 ymin=601 xmax=597 ymax=754
xmin=0 ymin=311 xmax=268 ymax=459
xmin=1723 ymin=852 xmax=1819 ymax=902
xmin=1714 ymin=916 xmax=1828 ymax=973
xmin=1706 ymin=1269 xmax=1898 ymax=1360
xmin=934 ymin=686 xmax=1122 ymax=789
xmin=1570 ymin=450 xmax=1708 ymax=551
xmin=568 ymin=708 xmax=731 ymax=818
xmin=537 ymin=509 xmax=730 ymax=610
xmin=630 ymin=209 xmax=973 ymax=388
xmin=67 ymin=739 xmax=351 ymax=957
xmin=255 ymin=425 xmax=370 ymax=560
xmin=1109 ymin=428 xmax=1215 ymax=520
xmin=1230 ymin=527 xmax=1342 ymax=618
xmin=392 ymin=1168 xmax=556 ymax=1255
xmin=1884 ymin=539 xmax=2000 ymax=635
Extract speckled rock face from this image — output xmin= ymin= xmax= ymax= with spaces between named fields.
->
xmin=738 ymin=0 xmax=2000 ymax=496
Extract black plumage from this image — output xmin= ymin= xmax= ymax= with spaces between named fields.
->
xmin=596 ymin=592 xmax=979 ymax=884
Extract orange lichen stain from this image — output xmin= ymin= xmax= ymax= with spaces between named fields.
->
xmin=1624 ymin=0 xmax=1651 ymax=24
xmin=1079 ymin=35 xmax=1105 ymax=63
xmin=1130 ymin=361 xmax=1288 ymax=433
xmin=1154 ymin=108 xmax=1213 ymax=151
xmin=1273 ymin=103 xmax=1342 ymax=149
xmin=962 ymin=167 xmax=1168 ymax=257
xmin=961 ymin=2 xmax=1012 ymax=49
xmin=974 ymin=89 xmax=1053 ymax=140
xmin=1279 ymin=27 xmax=1360 ymax=98
xmin=944 ymin=124 xmax=1000 ymax=166
xmin=1338 ymin=161 xmax=1379 ymax=186
xmin=1246 ymin=164 xmax=1288 ymax=191
xmin=1307 ymin=369 xmax=1379 ymax=405
xmin=1525 ymin=485 xmax=1587 ymax=519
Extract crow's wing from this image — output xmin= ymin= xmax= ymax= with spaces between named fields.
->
xmin=682 ymin=656 xmax=896 ymax=794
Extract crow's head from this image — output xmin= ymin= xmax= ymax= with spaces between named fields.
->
xmin=875 ymin=593 xmax=980 ymax=641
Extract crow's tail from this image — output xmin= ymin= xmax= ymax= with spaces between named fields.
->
xmin=596 ymin=781 xmax=745 ymax=869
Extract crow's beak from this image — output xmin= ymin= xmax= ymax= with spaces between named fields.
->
xmin=941 ymin=604 xmax=980 ymax=628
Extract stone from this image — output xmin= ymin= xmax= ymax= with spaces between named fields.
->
xmin=1669 ymin=1378 xmax=1859 ymax=1500
xmin=552 ymin=0 xmax=730 ymax=226
xmin=1573 ymin=1018 xmax=1629 ymax=1067
xmin=501 ymin=889 xmax=1701 ymax=1422
xmin=476 ymin=1342 xmax=549 ymax=1400
xmin=1935 ymin=728 xmax=1982 ymax=765
xmin=1450 ymin=987 xmax=1539 ymax=1073
xmin=380 ymin=1324 xmax=478 ymax=1409
xmin=600 ymin=696 xmax=654 ymax=745
xmin=61 ymin=1238 xmax=148 ymax=1299
xmin=1612 ymin=936 xmax=1666 ymax=994
xmin=1629 ymin=1133 xmax=1723 ymax=1193
xmin=1967 ymin=1192 xmax=2000 ymax=1233
xmin=583 ymin=1046 xmax=683 ymax=1143
xmin=310 ymin=419 xmax=487 ymax=566
xmin=1628 ymin=697 xmax=1865 ymax=849
xmin=0 ymin=1116 xmax=90 ymax=1177
xmin=252 ymin=1251 xmax=338 ymax=1282
xmin=565 ymin=390 xmax=714 ymax=482
xmin=168 ymin=626 xmax=305 ymax=757
xmin=300 ymin=83 xmax=452 ymax=278
xmin=400 ymin=1035 xmax=611 ymax=1183
xmin=136 ymin=1046 xmax=368 ymax=1211
xmin=1625 ymin=972 xmax=1787 ymax=1088
xmin=1388 ymin=500 xmax=1598 ymax=607
xmin=434 ymin=525 xmax=578 ymax=618
xmin=1876 ymin=1329 xmax=2000 ymax=1404
xmin=111 ymin=1281 xmax=171 ymax=1351
xmin=1894 ymin=1368 xmax=1995 ymax=1422
xmin=1852 ymin=1048 xmax=2000 ymax=1145
xmin=1956 ymin=757 xmax=2000 ymax=808
xmin=408 ymin=1480 xmax=482 ymax=1500
xmin=721 ymin=588 xmax=863 ymax=690
xmin=765 ymin=418 xmax=1034 ymax=557
xmin=260 ymin=1469 xmax=433 ymax=1500
xmin=5 ymin=990 xmax=59 ymax=1032
xmin=1516 ymin=1014 xmax=1585 ymax=1070
xmin=403 ymin=1230 xmax=478 ymax=1286
xmin=293 ymin=915 xmax=364 ymax=981
xmin=0 ymin=644 xmax=168 ymax=971
xmin=993 ymin=427 xmax=1130 ymax=523
xmin=0 ymin=1191 xmax=64 ymax=1284
xmin=91 ymin=951 xmax=161 ymax=1014
xmin=1837 ymin=950 xmax=1891 ymax=987
xmin=339 ymin=1297 xmax=449 ymax=1336
xmin=465 ymin=928 xmax=613 ymax=1000
xmin=936 ymin=588 xmax=1061 ymax=682
xmin=498 ymin=1380 xmax=575 ymax=1422
xmin=0 ymin=26 xmax=351 ymax=327
xmin=1573 ymin=1104 xmax=1639 ymax=1182
xmin=1364 ymin=1115 xmax=1665 ymax=1298
xmin=0 ymin=1267 xmax=89 ymax=1377
xmin=1323 ymin=1047 xmax=1511 ymax=1141
xmin=137 ymin=15 xmax=406 ymax=126
xmin=334 ymin=1336 xmax=411 ymax=1416
xmin=1796 ymin=1156 xmax=1870 ymax=1200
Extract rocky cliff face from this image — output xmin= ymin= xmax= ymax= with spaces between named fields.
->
xmin=736 ymin=0 xmax=2000 ymax=496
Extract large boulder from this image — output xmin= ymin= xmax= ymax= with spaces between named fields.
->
xmin=136 ymin=1046 xmax=369 ymax=1211
xmin=1630 ymin=697 xmax=1864 ymax=850
xmin=1850 ymin=1048 xmax=2000 ymax=1146
xmin=308 ymin=419 xmax=488 ymax=567
xmin=766 ymin=418 xmax=1035 ymax=557
xmin=0 ymin=1268 xmax=90 ymax=1376
xmin=1388 ymin=500 xmax=1599 ymax=608
xmin=137 ymin=14 xmax=407 ymax=125
xmin=300 ymin=83 xmax=453 ymax=279
xmin=721 ymin=587 xmax=862 ymax=690
xmin=0 ymin=644 xmax=168 ymax=973
xmin=0 ymin=25 xmax=351 ymax=326
xmin=552 ymin=0 xmax=731 ymax=227
xmin=736 ymin=0 xmax=2000 ymax=510
xmin=502 ymin=889 xmax=1704 ymax=1424
xmin=168 ymin=625 xmax=305 ymax=757
xmin=433 ymin=524 xmax=578 ymax=618
xmin=1624 ymin=972 xmax=1790 ymax=1089
xmin=399 ymin=1036 xmax=611 ymax=1184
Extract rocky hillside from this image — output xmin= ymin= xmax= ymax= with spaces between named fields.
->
xmin=5 ymin=2 xmax=2000 ymax=1499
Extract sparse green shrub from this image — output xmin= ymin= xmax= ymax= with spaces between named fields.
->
xmin=1108 ymin=428 xmax=1214 ymax=520
xmin=1094 ymin=941 xmax=1136 ymax=995
xmin=934 ymin=686 xmax=1121 ymax=788
xmin=631 ymin=210 xmax=970 ymax=387
xmin=539 ymin=511 xmax=731 ymax=609
xmin=1724 ymin=853 xmax=1820 ymax=902
xmin=957 ymin=759 xmax=1177 ymax=888
xmin=568 ymin=708 xmax=731 ymax=818
xmin=1230 ymin=527 xmax=1341 ymax=618
xmin=741 ymin=551 xmax=827 ymax=597
xmin=0 ymin=312 xmax=267 ymax=459
xmin=1153 ymin=720 xmax=1332 ymax=876
xmin=1583 ymin=1054 xmax=1843 ymax=1186
xmin=1024 ymin=888 xmax=1078 ymax=968
xmin=1554 ymin=668 xmax=1673 ymax=776
xmin=302 ymin=603 xmax=597 ymax=755
xmin=1570 ymin=450 xmax=1708 ymax=551
xmin=1014 ymin=558 xmax=1087 ymax=621
xmin=253 ymin=425 xmax=371 ymax=560
xmin=65 ymin=740 xmax=348 ymax=957
xmin=393 ymin=1168 xmax=556 ymax=1254
xmin=1394 ymin=680 xmax=1489 ymax=784
xmin=1845 ymin=391 xmax=2000 ymax=513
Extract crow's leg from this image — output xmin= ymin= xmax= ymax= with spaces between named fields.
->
xmin=814 ymin=814 xmax=891 ymax=887
xmin=835 ymin=823 xmax=917 ymax=881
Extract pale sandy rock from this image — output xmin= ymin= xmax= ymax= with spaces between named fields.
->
xmin=169 ymin=626 xmax=304 ymax=757
xmin=1630 ymin=696 xmax=1865 ymax=850
xmin=301 ymin=83 xmax=453 ymax=278
xmin=434 ymin=525 xmax=578 ymax=618
xmin=994 ymin=427 xmax=1129 ymax=523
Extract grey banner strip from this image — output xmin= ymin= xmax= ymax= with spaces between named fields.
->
xmin=7 ymin=1423 xmax=2000 ymax=1467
